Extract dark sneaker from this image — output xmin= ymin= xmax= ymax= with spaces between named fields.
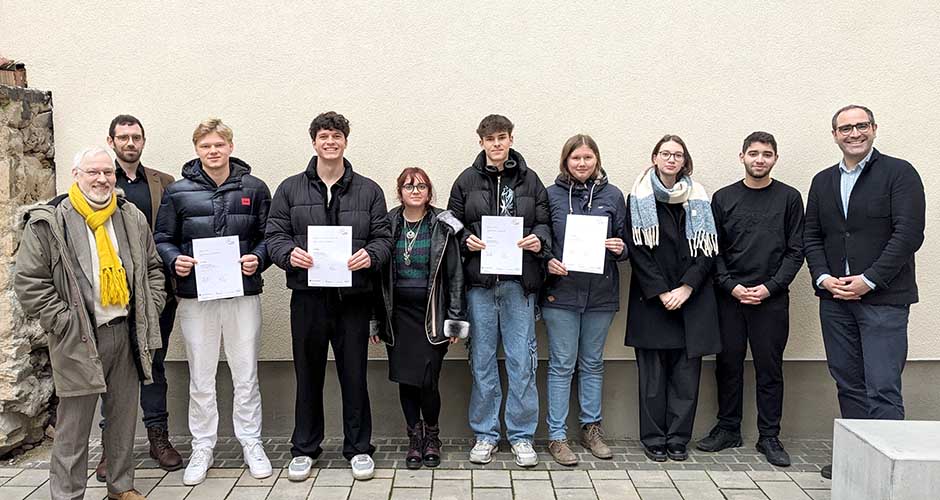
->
xmin=643 ymin=444 xmax=667 ymax=462
xmin=696 ymin=426 xmax=742 ymax=452
xmin=821 ymin=464 xmax=832 ymax=479
xmin=666 ymin=443 xmax=688 ymax=461
xmin=756 ymin=436 xmax=791 ymax=467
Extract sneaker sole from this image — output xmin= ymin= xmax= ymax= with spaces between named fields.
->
xmin=287 ymin=470 xmax=311 ymax=482
xmin=695 ymin=438 xmax=742 ymax=453
xmin=513 ymin=455 xmax=539 ymax=467
xmin=352 ymin=470 xmax=375 ymax=481
xmin=248 ymin=467 xmax=273 ymax=479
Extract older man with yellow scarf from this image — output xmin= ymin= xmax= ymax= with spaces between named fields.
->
xmin=15 ymin=146 xmax=166 ymax=500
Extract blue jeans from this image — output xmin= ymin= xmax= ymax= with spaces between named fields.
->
xmin=467 ymin=281 xmax=539 ymax=445
xmin=542 ymin=307 xmax=614 ymax=441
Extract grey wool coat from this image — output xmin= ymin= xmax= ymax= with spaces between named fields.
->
xmin=14 ymin=195 xmax=166 ymax=397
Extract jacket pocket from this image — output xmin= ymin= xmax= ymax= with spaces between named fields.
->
xmin=867 ymin=195 xmax=890 ymax=218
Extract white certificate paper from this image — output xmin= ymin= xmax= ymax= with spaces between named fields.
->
xmin=192 ymin=236 xmax=245 ymax=301
xmin=307 ymin=225 xmax=352 ymax=287
xmin=563 ymin=214 xmax=608 ymax=274
xmin=480 ymin=216 xmax=523 ymax=275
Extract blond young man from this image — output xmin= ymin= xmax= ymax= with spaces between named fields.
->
xmin=153 ymin=119 xmax=273 ymax=485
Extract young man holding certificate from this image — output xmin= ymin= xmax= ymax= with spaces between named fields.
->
xmin=264 ymin=111 xmax=392 ymax=482
xmin=154 ymin=118 xmax=273 ymax=485
xmin=447 ymin=114 xmax=552 ymax=467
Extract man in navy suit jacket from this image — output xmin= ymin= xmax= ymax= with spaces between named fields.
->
xmin=804 ymin=105 xmax=925 ymax=479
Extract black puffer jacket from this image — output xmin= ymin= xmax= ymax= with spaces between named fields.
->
xmin=154 ymin=157 xmax=272 ymax=298
xmin=374 ymin=206 xmax=470 ymax=345
xmin=265 ymin=157 xmax=392 ymax=294
xmin=447 ymin=149 xmax=552 ymax=294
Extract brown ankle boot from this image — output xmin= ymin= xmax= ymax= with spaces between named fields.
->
xmin=581 ymin=423 xmax=613 ymax=459
xmin=107 ymin=489 xmax=146 ymax=500
xmin=406 ymin=421 xmax=424 ymax=470
xmin=95 ymin=454 xmax=107 ymax=482
xmin=422 ymin=424 xmax=441 ymax=468
xmin=148 ymin=426 xmax=183 ymax=471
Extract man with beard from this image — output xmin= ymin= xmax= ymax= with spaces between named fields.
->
xmin=15 ymin=147 xmax=166 ymax=500
xmin=697 ymin=132 xmax=804 ymax=467
xmin=94 ymin=115 xmax=182 ymax=481
xmin=804 ymin=106 xmax=925 ymax=479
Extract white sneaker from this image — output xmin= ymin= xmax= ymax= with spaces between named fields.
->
xmin=469 ymin=440 xmax=497 ymax=464
xmin=183 ymin=447 xmax=214 ymax=486
xmin=512 ymin=441 xmax=539 ymax=467
xmin=350 ymin=453 xmax=375 ymax=481
xmin=287 ymin=456 xmax=314 ymax=482
xmin=243 ymin=441 xmax=272 ymax=479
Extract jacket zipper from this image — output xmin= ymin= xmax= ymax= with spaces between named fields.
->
xmin=495 ymin=174 xmax=501 ymax=283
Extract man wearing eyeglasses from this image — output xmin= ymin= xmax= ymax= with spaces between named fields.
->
xmin=15 ymin=147 xmax=166 ymax=500
xmin=265 ymin=111 xmax=392 ymax=482
xmin=804 ymin=105 xmax=925 ymax=479
xmin=92 ymin=115 xmax=182 ymax=481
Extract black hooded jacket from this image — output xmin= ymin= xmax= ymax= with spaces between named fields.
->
xmin=264 ymin=157 xmax=393 ymax=295
xmin=446 ymin=149 xmax=552 ymax=294
xmin=154 ymin=157 xmax=272 ymax=298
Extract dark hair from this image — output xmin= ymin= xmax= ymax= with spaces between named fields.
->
xmin=831 ymin=105 xmax=875 ymax=130
xmin=742 ymin=131 xmax=778 ymax=154
xmin=109 ymin=114 xmax=145 ymax=138
xmin=395 ymin=167 xmax=434 ymax=206
xmin=309 ymin=111 xmax=350 ymax=139
xmin=476 ymin=114 xmax=514 ymax=138
xmin=651 ymin=134 xmax=694 ymax=177
xmin=559 ymin=134 xmax=602 ymax=177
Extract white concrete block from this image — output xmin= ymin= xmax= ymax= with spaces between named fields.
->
xmin=832 ymin=419 xmax=940 ymax=500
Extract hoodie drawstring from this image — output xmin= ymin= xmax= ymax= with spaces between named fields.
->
xmin=569 ymin=180 xmax=598 ymax=214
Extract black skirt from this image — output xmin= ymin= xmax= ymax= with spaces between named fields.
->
xmin=386 ymin=286 xmax=448 ymax=388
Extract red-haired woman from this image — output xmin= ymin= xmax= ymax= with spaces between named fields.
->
xmin=372 ymin=167 xmax=469 ymax=469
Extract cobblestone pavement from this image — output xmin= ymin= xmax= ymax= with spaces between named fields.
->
xmin=0 ymin=437 xmax=832 ymax=499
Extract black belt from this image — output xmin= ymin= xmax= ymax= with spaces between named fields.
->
xmin=102 ymin=316 xmax=127 ymax=327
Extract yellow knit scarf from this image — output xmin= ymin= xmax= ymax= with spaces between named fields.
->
xmin=68 ymin=183 xmax=130 ymax=307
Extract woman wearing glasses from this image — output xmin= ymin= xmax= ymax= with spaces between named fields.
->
xmin=625 ymin=135 xmax=721 ymax=462
xmin=542 ymin=135 xmax=627 ymax=466
xmin=372 ymin=168 xmax=469 ymax=469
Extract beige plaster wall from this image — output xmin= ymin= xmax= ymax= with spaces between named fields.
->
xmin=2 ymin=1 xmax=937 ymax=361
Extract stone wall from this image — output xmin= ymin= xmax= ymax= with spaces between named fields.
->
xmin=0 ymin=85 xmax=56 ymax=456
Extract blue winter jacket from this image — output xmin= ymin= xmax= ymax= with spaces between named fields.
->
xmin=541 ymin=171 xmax=628 ymax=312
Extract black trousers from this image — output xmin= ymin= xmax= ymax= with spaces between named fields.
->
xmin=290 ymin=290 xmax=375 ymax=460
xmin=714 ymin=292 xmax=789 ymax=437
xmin=819 ymin=299 xmax=908 ymax=420
xmin=636 ymin=348 xmax=702 ymax=448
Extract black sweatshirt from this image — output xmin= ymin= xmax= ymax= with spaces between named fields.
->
xmin=711 ymin=180 xmax=804 ymax=296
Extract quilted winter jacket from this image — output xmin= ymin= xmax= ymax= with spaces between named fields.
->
xmin=264 ymin=157 xmax=393 ymax=294
xmin=153 ymin=157 xmax=272 ymax=298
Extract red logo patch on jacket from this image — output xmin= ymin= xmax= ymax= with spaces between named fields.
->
xmin=241 ymin=197 xmax=251 ymax=206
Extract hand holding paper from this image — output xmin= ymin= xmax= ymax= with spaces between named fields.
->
xmin=562 ymin=214 xmax=608 ymax=274
xmin=192 ymin=236 xmax=245 ymax=301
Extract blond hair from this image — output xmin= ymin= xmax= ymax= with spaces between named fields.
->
xmin=192 ymin=118 xmax=233 ymax=145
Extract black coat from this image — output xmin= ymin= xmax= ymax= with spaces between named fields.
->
xmin=154 ymin=157 xmax=271 ymax=298
xmin=543 ymin=172 xmax=628 ymax=312
xmin=446 ymin=149 xmax=552 ymax=294
xmin=264 ymin=157 xmax=392 ymax=295
xmin=804 ymin=148 xmax=925 ymax=305
xmin=624 ymin=198 xmax=721 ymax=357
xmin=374 ymin=206 xmax=470 ymax=345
